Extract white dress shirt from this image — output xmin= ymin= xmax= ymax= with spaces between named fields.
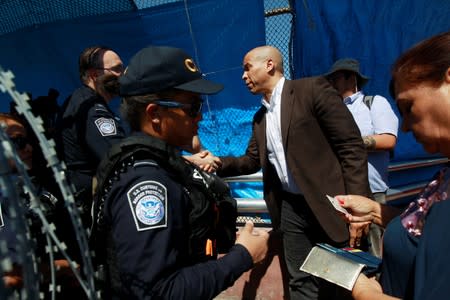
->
xmin=262 ymin=77 xmax=301 ymax=194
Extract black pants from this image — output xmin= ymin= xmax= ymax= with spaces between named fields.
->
xmin=280 ymin=193 xmax=349 ymax=300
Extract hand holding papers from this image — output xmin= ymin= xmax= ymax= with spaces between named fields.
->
xmin=326 ymin=194 xmax=349 ymax=215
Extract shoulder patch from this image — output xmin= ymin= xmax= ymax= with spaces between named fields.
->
xmin=95 ymin=117 xmax=117 ymax=136
xmin=133 ymin=160 xmax=158 ymax=168
xmin=127 ymin=181 xmax=167 ymax=231
xmin=94 ymin=103 xmax=108 ymax=112
xmin=0 ymin=204 xmax=4 ymax=228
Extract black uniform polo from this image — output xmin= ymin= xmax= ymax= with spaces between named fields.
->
xmin=59 ymin=85 xmax=125 ymax=216
xmin=101 ymin=145 xmax=253 ymax=299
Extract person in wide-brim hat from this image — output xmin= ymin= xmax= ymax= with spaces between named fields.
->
xmin=324 ymin=58 xmax=370 ymax=88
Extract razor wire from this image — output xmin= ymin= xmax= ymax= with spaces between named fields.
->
xmin=0 ymin=128 xmax=39 ymax=299
xmin=0 ymin=66 xmax=97 ymax=299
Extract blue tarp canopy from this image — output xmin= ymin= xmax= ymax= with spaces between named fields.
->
xmin=0 ymin=0 xmax=449 ymax=199
xmin=293 ymin=0 xmax=449 ymax=161
xmin=0 ymin=0 xmax=265 ymax=156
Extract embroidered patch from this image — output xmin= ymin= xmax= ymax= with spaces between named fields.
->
xmin=94 ymin=103 xmax=108 ymax=113
xmin=127 ymin=181 xmax=167 ymax=231
xmin=94 ymin=117 xmax=117 ymax=136
xmin=0 ymin=204 xmax=4 ymax=228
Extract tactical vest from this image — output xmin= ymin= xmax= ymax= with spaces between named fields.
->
xmin=90 ymin=135 xmax=237 ymax=294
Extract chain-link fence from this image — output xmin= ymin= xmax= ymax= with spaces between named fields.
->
xmin=198 ymin=0 xmax=296 ymax=157
xmin=1 ymin=0 xmax=295 ymax=73
xmin=264 ymin=0 xmax=294 ymax=79
xmin=0 ymin=0 xmax=295 ymax=226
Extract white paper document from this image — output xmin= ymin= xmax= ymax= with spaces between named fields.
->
xmin=326 ymin=194 xmax=350 ymax=215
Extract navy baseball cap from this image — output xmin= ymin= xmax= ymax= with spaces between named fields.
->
xmin=119 ymin=46 xmax=223 ymax=96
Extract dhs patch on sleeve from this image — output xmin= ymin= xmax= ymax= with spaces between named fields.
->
xmin=94 ymin=117 xmax=117 ymax=136
xmin=127 ymin=181 xmax=167 ymax=231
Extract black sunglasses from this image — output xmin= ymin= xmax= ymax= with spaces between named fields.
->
xmin=10 ymin=136 xmax=29 ymax=150
xmin=154 ymin=100 xmax=203 ymax=118
xmin=96 ymin=63 xmax=125 ymax=74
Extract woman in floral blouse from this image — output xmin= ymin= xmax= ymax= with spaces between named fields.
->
xmin=337 ymin=30 xmax=450 ymax=300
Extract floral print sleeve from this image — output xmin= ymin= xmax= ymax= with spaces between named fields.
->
xmin=401 ymin=167 xmax=450 ymax=237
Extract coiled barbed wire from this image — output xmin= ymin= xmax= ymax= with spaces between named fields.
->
xmin=0 ymin=128 xmax=39 ymax=299
xmin=0 ymin=67 xmax=97 ymax=299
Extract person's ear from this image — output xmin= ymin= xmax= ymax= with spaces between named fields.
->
xmin=266 ymin=58 xmax=274 ymax=72
xmin=145 ymin=103 xmax=160 ymax=123
xmin=445 ymin=66 xmax=450 ymax=83
xmin=88 ymin=68 xmax=98 ymax=81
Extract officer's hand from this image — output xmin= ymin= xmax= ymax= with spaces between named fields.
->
xmin=197 ymin=151 xmax=222 ymax=173
xmin=236 ymin=221 xmax=269 ymax=265
xmin=184 ymin=151 xmax=222 ymax=173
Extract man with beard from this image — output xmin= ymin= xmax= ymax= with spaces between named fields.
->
xmin=57 ymin=46 xmax=126 ymax=228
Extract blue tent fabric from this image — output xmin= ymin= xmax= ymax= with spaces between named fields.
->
xmin=0 ymin=0 xmax=265 ymax=106
xmin=0 ymin=0 xmax=136 ymax=36
xmin=292 ymin=0 xmax=450 ymax=162
xmin=0 ymin=0 xmax=265 ymax=154
xmin=0 ymin=0 xmax=266 ymax=199
xmin=1 ymin=0 xmax=450 ymax=200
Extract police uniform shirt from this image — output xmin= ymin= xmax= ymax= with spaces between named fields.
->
xmin=0 ymin=202 xmax=20 ymax=265
xmin=103 ymin=155 xmax=253 ymax=299
xmin=61 ymin=85 xmax=126 ymax=170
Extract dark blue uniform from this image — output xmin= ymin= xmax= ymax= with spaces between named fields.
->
xmin=0 ymin=203 xmax=20 ymax=266
xmin=59 ymin=85 xmax=125 ymax=221
xmin=0 ymin=201 xmax=22 ymax=298
xmin=102 ymin=156 xmax=253 ymax=299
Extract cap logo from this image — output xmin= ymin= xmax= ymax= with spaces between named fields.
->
xmin=184 ymin=58 xmax=198 ymax=73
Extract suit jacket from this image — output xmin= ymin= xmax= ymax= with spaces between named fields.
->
xmin=218 ymin=76 xmax=372 ymax=244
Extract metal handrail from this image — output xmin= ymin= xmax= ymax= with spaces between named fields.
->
xmin=226 ymin=157 xmax=448 ymax=183
xmin=235 ymin=181 xmax=429 ymax=214
xmin=230 ymin=157 xmax=449 ymax=214
xmin=386 ymin=182 xmax=428 ymax=201
xmin=388 ymin=157 xmax=448 ymax=172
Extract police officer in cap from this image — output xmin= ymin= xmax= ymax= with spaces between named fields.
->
xmin=91 ymin=46 xmax=269 ymax=299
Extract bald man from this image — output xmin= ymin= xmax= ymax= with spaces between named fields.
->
xmin=216 ymin=46 xmax=372 ymax=299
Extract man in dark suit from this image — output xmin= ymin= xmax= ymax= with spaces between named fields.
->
xmin=215 ymin=46 xmax=372 ymax=299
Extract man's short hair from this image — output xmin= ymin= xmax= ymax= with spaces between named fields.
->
xmin=78 ymin=45 xmax=113 ymax=83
